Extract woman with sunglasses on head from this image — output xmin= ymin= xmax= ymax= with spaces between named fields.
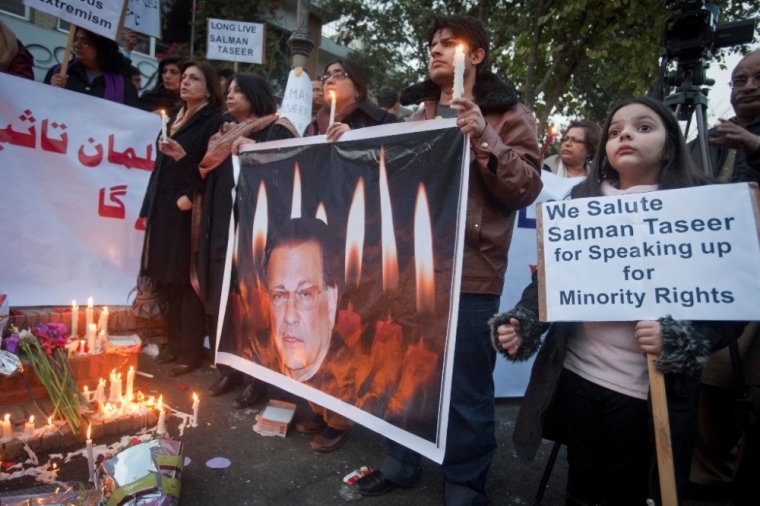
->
xmin=543 ymin=120 xmax=602 ymax=178
xmin=305 ymin=58 xmax=396 ymax=140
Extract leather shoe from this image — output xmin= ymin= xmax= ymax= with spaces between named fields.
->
xmin=155 ymin=353 xmax=177 ymax=364
xmin=295 ymin=414 xmax=327 ymax=435
xmin=309 ymin=427 xmax=352 ymax=452
xmin=208 ymin=375 xmax=240 ymax=397
xmin=231 ymin=383 xmax=264 ymax=409
xmin=353 ymin=471 xmax=398 ymax=496
xmin=168 ymin=363 xmax=199 ymax=377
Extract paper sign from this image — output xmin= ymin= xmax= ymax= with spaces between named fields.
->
xmin=124 ymin=0 xmax=161 ymax=39
xmin=206 ymin=18 xmax=265 ymax=64
xmin=24 ymin=0 xmax=126 ymax=40
xmin=538 ymin=183 xmax=760 ymax=321
xmin=278 ymin=69 xmax=313 ymax=136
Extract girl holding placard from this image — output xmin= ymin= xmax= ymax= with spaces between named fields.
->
xmin=491 ymin=97 xmax=745 ymax=506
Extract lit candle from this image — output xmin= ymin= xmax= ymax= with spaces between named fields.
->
xmin=94 ymin=378 xmax=105 ymax=403
xmin=97 ymin=306 xmax=109 ymax=334
xmin=45 ymin=416 xmax=56 ymax=435
xmin=126 ymin=366 xmax=135 ymax=402
xmin=87 ymin=324 xmax=97 ymax=353
xmin=85 ymin=423 xmax=94 ymax=482
xmin=157 ymin=409 xmax=166 ymax=435
xmin=71 ymin=300 xmax=79 ymax=338
xmin=24 ymin=415 xmax=35 ymax=437
xmin=116 ymin=373 xmax=123 ymax=403
xmin=453 ymin=44 xmax=465 ymax=100
xmin=539 ymin=125 xmax=557 ymax=158
xmin=156 ymin=395 xmax=163 ymax=412
xmin=192 ymin=393 xmax=199 ymax=428
xmin=161 ymin=110 xmax=169 ymax=142
xmin=329 ymin=90 xmax=336 ymax=125
xmin=85 ymin=297 xmax=94 ymax=330
xmin=83 ymin=385 xmax=90 ymax=402
xmin=102 ymin=403 xmax=112 ymax=422
xmin=1 ymin=414 xmax=12 ymax=442
xmin=79 ymin=339 xmax=86 ymax=355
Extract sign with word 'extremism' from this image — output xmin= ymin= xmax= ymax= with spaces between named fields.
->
xmin=538 ymin=183 xmax=760 ymax=322
xmin=24 ymin=0 xmax=126 ymax=40
xmin=206 ymin=18 xmax=265 ymax=64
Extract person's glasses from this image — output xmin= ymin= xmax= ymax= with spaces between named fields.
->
xmin=729 ymin=73 xmax=760 ymax=89
xmin=560 ymin=136 xmax=585 ymax=146
xmin=268 ymin=285 xmax=327 ymax=311
xmin=73 ymin=37 xmax=92 ymax=47
xmin=320 ymin=71 xmax=349 ymax=84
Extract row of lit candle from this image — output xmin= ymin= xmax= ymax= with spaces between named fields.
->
xmin=1 ymin=413 xmax=58 ymax=442
xmin=70 ymin=297 xmax=108 ymax=346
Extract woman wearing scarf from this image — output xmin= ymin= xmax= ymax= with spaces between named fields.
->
xmin=139 ymin=56 xmax=185 ymax=115
xmin=44 ymin=27 xmax=139 ymax=108
xmin=197 ymin=73 xmax=298 ymax=407
xmin=139 ymin=61 xmax=225 ymax=377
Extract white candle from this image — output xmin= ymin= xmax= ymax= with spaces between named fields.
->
xmin=85 ymin=297 xmax=94 ymax=330
xmin=71 ymin=300 xmax=79 ymax=338
xmin=1 ymin=414 xmax=12 ymax=442
xmin=453 ymin=44 xmax=465 ymax=100
xmin=95 ymin=378 xmax=106 ymax=403
xmin=116 ymin=373 xmax=123 ymax=403
xmin=79 ymin=339 xmax=86 ymax=355
xmin=45 ymin=416 xmax=56 ymax=435
xmin=126 ymin=366 xmax=135 ymax=402
xmin=85 ymin=423 xmax=94 ymax=482
xmin=97 ymin=306 xmax=109 ymax=334
xmin=192 ymin=392 xmax=199 ymax=428
xmin=161 ymin=110 xmax=169 ymax=143
xmin=24 ymin=415 xmax=35 ymax=437
xmin=102 ymin=403 xmax=112 ymax=422
xmin=83 ymin=385 xmax=90 ymax=402
xmin=157 ymin=409 xmax=166 ymax=435
xmin=329 ymin=90 xmax=336 ymax=125
xmin=87 ymin=324 xmax=97 ymax=353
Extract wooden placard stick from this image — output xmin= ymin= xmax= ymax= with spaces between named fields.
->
xmin=536 ymin=202 xmax=548 ymax=322
xmin=234 ymin=61 xmax=239 ymax=73
xmin=115 ymin=0 xmax=129 ymax=42
xmin=647 ymin=353 xmax=678 ymax=506
xmin=59 ymin=24 xmax=77 ymax=77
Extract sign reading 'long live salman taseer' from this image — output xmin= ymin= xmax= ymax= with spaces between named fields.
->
xmin=215 ymin=120 xmax=469 ymax=463
xmin=538 ymin=183 xmax=760 ymax=322
xmin=24 ymin=0 xmax=126 ymax=40
xmin=206 ymin=18 xmax=265 ymax=64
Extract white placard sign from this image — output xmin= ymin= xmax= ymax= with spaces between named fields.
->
xmin=23 ymin=0 xmax=126 ymax=40
xmin=539 ymin=183 xmax=760 ymax=321
xmin=206 ymin=18 xmax=265 ymax=64
xmin=278 ymin=69 xmax=313 ymax=136
xmin=124 ymin=0 xmax=161 ymax=39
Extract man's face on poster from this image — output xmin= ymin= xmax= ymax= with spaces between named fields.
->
xmin=266 ymin=241 xmax=338 ymax=381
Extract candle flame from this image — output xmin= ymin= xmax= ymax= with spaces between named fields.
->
xmin=161 ymin=109 xmax=166 ymax=117
xmin=345 ymin=178 xmax=365 ymax=286
xmin=84 ymin=386 xmax=89 ymax=393
xmin=316 ymin=202 xmax=328 ymax=224
xmin=103 ymin=306 xmax=108 ymax=313
xmin=457 ymin=44 xmax=464 ymax=53
xmin=87 ymin=297 xmax=93 ymax=308
xmin=99 ymin=378 xmax=105 ymax=386
xmin=379 ymin=148 xmax=398 ymax=293
xmin=130 ymin=366 xmax=134 ymax=372
xmin=29 ymin=415 xmax=34 ymax=424
xmin=87 ymin=423 xmax=91 ymax=439
xmin=4 ymin=414 xmax=8 ymax=422
xmin=252 ymin=181 xmax=269 ymax=267
xmin=138 ymin=392 xmax=145 ymax=402
xmin=291 ymin=163 xmax=301 ymax=219
xmin=48 ymin=416 xmax=52 ymax=425
xmin=148 ymin=395 xmax=155 ymax=405
xmin=193 ymin=392 xmax=198 ymax=402
xmin=117 ymin=373 xmax=121 ymax=380
xmin=414 ymin=183 xmax=435 ymax=314
xmin=329 ymin=90 xmax=336 ymax=103
xmin=157 ymin=395 xmax=163 ymax=410
xmin=72 ymin=300 xmax=77 ymax=307
xmin=550 ymin=125 xmax=557 ymax=136
xmin=53 ymin=463 xmax=57 ymax=469
xmin=105 ymin=403 xmax=113 ymax=410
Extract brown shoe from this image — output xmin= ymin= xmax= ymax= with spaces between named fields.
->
xmin=295 ymin=414 xmax=327 ymax=435
xmin=309 ymin=427 xmax=352 ymax=452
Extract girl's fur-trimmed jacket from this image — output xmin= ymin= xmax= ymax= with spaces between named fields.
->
xmin=489 ymin=202 xmax=745 ymax=493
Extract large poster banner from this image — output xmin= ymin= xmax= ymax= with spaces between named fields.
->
xmin=24 ymin=0 xmax=126 ymax=40
xmin=216 ymin=120 xmax=469 ymax=462
xmin=539 ymin=183 xmax=760 ymax=321
xmin=0 ymin=73 xmax=157 ymax=305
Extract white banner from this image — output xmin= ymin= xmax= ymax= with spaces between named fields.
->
xmin=206 ymin=18 xmax=265 ymax=64
xmin=278 ymin=69 xmax=312 ymax=137
xmin=494 ymin=171 xmax=581 ymax=397
xmin=24 ymin=0 xmax=126 ymax=40
xmin=540 ymin=183 xmax=760 ymax=321
xmin=0 ymin=73 xmax=158 ymax=306
xmin=124 ymin=0 xmax=161 ymax=39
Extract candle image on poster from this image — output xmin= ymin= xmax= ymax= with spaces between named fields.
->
xmin=216 ymin=120 xmax=469 ymax=462
xmin=206 ymin=18 xmax=265 ymax=64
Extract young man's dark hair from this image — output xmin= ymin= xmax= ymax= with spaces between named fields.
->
xmin=376 ymin=88 xmax=399 ymax=110
xmin=426 ymin=15 xmax=491 ymax=75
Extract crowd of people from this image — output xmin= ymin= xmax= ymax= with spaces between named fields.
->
xmin=2 ymin=12 xmax=758 ymax=506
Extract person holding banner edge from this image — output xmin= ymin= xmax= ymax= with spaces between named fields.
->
xmin=353 ymin=15 xmax=543 ymax=505
xmin=139 ymin=61 xmax=226 ymax=377
xmin=492 ymin=97 xmax=746 ymax=506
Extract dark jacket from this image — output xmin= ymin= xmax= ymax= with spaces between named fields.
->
xmin=198 ymin=122 xmax=297 ymax=314
xmin=139 ymin=106 xmax=225 ymax=285
xmin=304 ymin=101 xmax=397 ymax=136
xmin=401 ymin=72 xmax=543 ymax=294
xmin=688 ymin=118 xmax=760 ymax=183
xmin=44 ymin=60 xmax=140 ymax=108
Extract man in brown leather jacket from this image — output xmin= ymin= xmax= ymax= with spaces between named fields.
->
xmin=353 ymin=14 xmax=543 ymax=505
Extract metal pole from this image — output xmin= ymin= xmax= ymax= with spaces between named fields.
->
xmin=288 ymin=0 xmax=314 ymax=70
xmin=190 ymin=0 xmax=197 ymax=59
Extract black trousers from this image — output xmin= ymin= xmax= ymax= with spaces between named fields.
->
xmin=166 ymin=283 xmax=206 ymax=366
xmin=555 ymin=369 xmax=651 ymax=506
xmin=207 ymin=314 xmax=254 ymax=385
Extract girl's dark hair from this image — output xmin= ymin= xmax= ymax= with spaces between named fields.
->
xmin=426 ymin=15 xmax=491 ymax=76
xmin=573 ymin=97 xmax=713 ymax=198
xmin=231 ymin=73 xmax=277 ymax=117
xmin=565 ymin=119 xmax=602 ymax=160
xmin=323 ymin=58 xmax=368 ymax=103
xmin=151 ymin=56 xmax=185 ymax=92
xmin=181 ymin=60 xmax=225 ymax=113
xmin=78 ymin=28 xmax=126 ymax=75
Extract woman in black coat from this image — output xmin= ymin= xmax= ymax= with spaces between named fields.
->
xmin=197 ymin=73 xmax=299 ymax=406
xmin=139 ymin=60 xmax=226 ymax=376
